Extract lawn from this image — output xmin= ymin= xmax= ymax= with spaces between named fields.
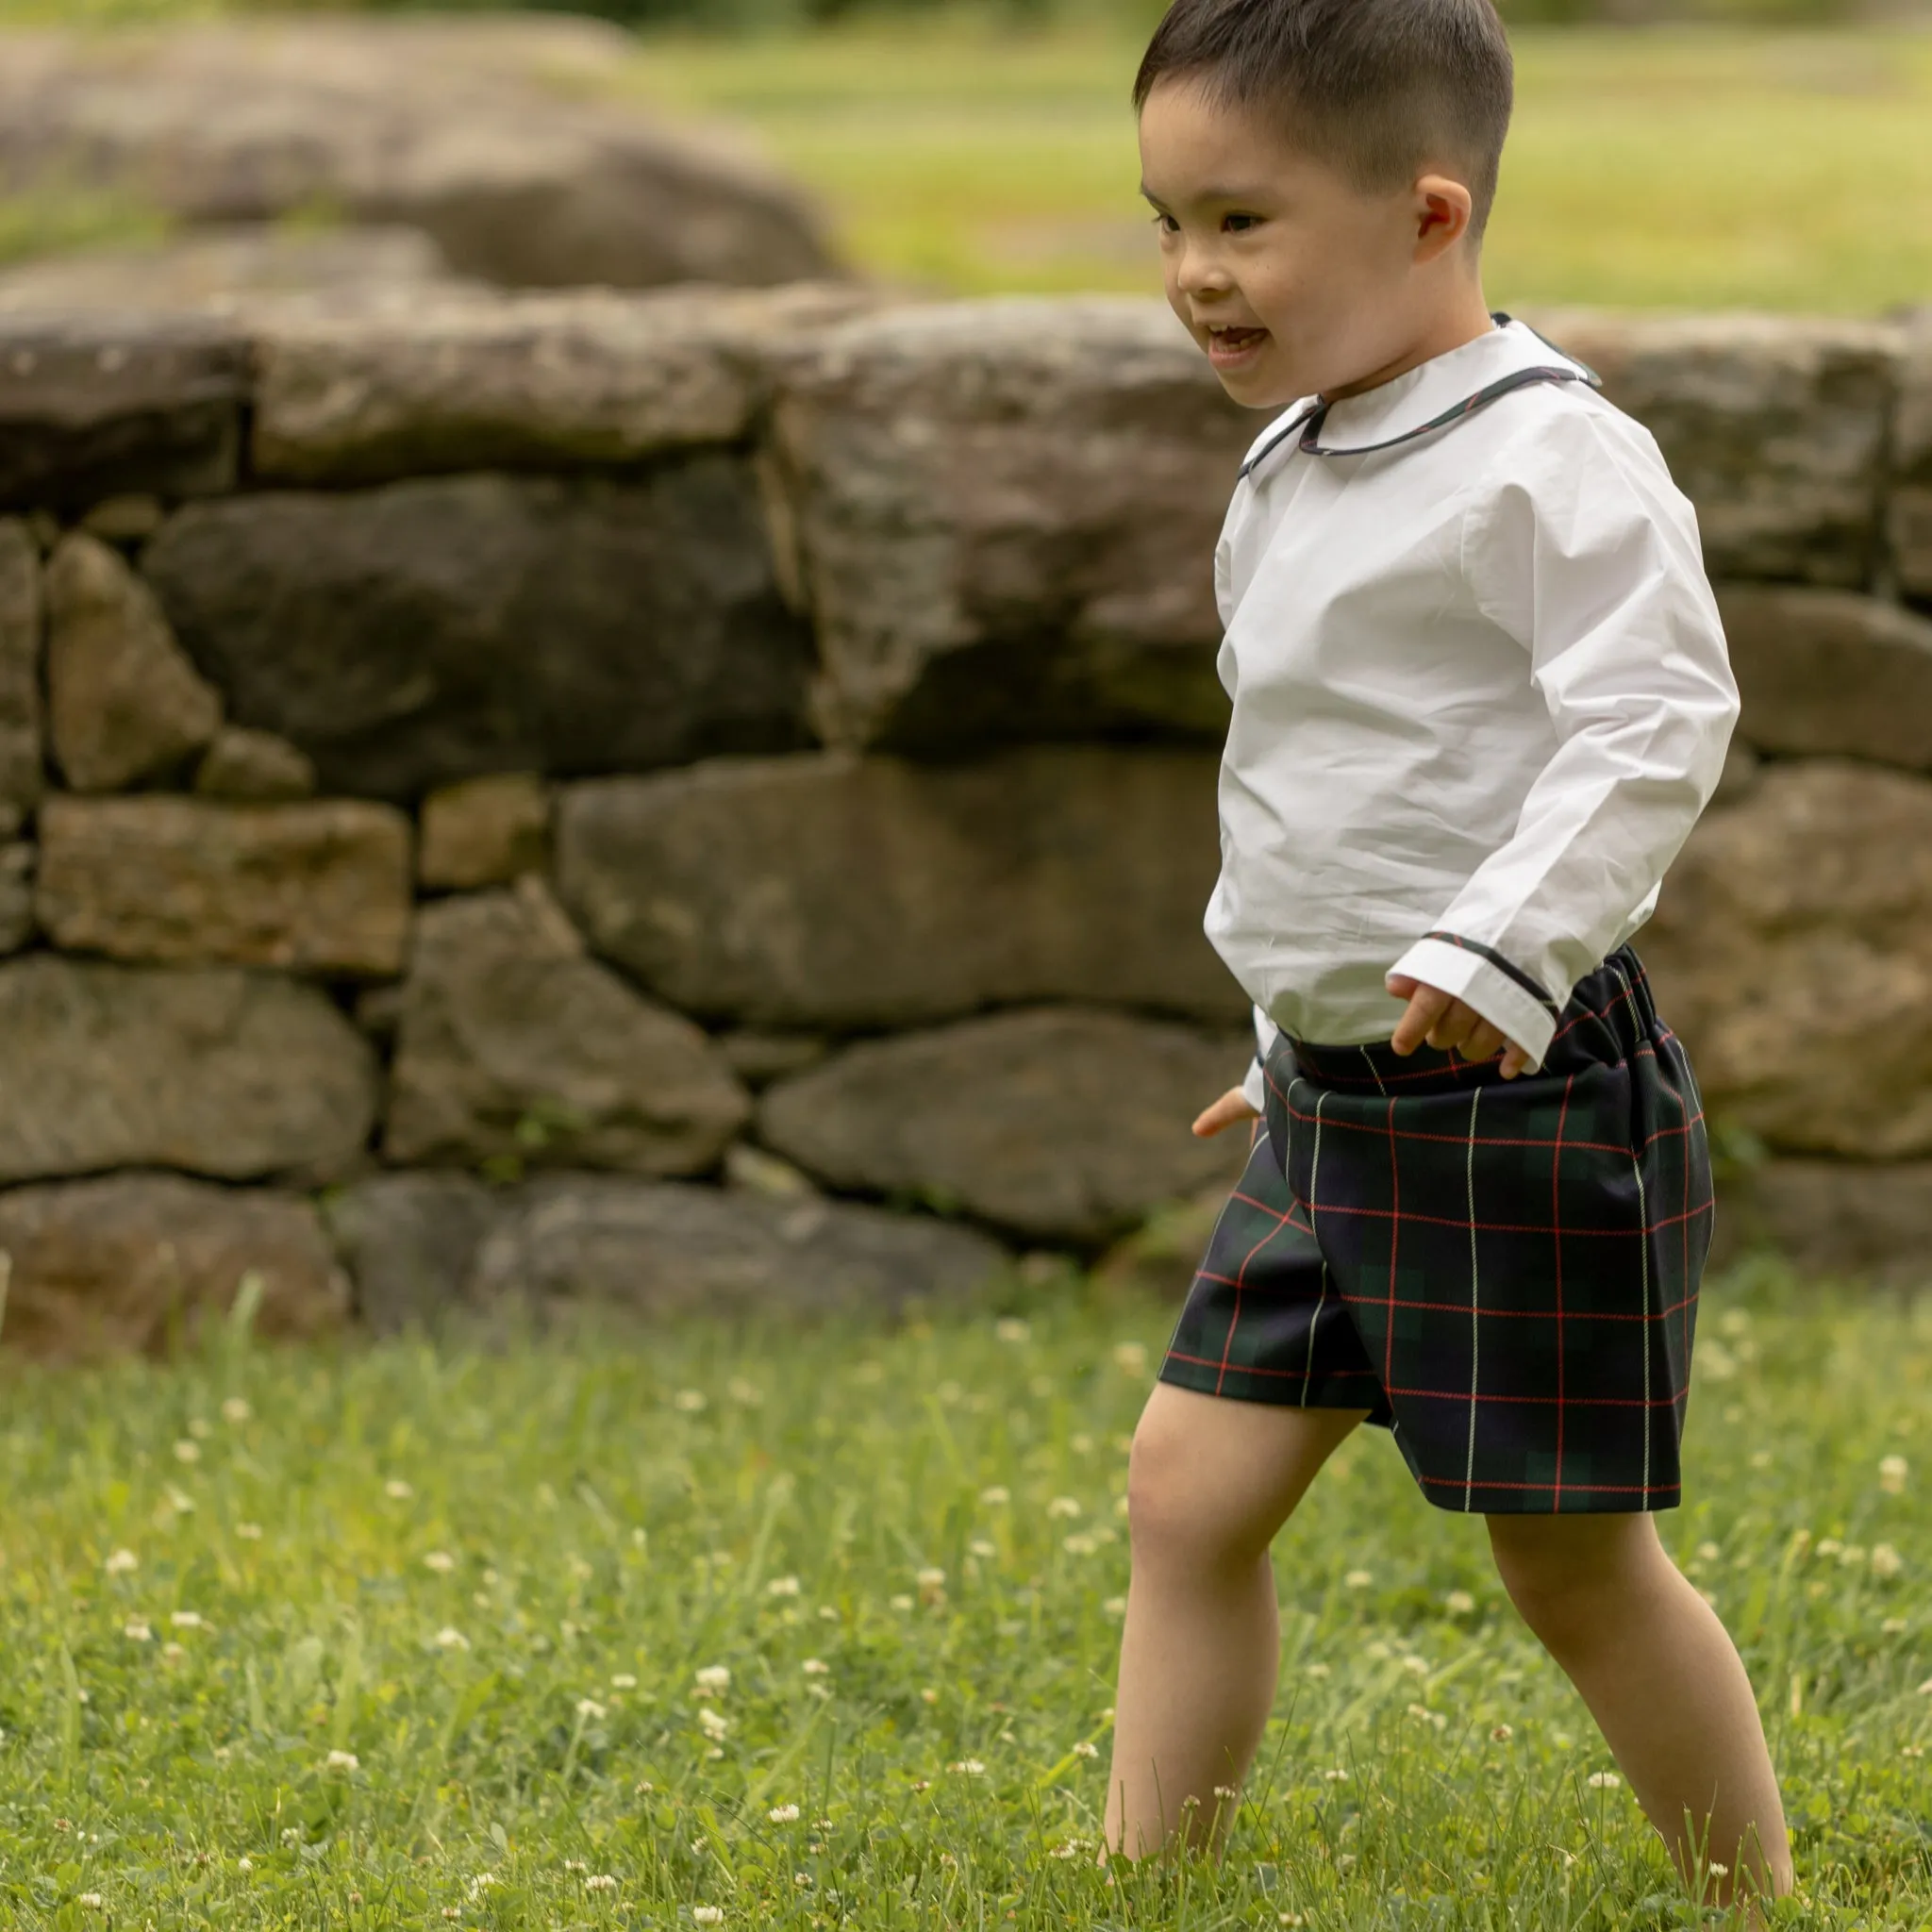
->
xmin=1 ymin=8 xmax=1927 ymax=312
xmin=0 ymin=1259 xmax=1925 ymax=1929
xmin=610 ymin=18 xmax=1932 ymax=314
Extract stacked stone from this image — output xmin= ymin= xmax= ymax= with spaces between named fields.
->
xmin=1 ymin=291 xmax=1926 ymax=1360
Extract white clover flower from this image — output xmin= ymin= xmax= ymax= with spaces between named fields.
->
xmin=994 ymin=1317 xmax=1031 ymax=1343
xmin=577 ymin=1699 xmax=608 ymax=1721
xmin=174 ymin=1440 xmax=202 ymax=1464
xmin=694 ymin=1664 xmax=730 ymax=1690
xmin=947 ymin=1759 xmax=987 ymax=1776
xmin=890 ymin=1593 xmax=914 ymax=1612
xmin=1402 ymin=1655 xmax=1429 ymax=1675
xmin=969 ymin=1539 xmax=996 ymax=1559
xmin=564 ymin=1859 xmax=587 ymax=1872
xmin=236 ymin=1522 xmax=263 ymax=1541
xmin=1103 ymin=1595 xmax=1127 ymax=1617
xmin=164 ymin=1485 xmax=196 ymax=1514
xmin=1815 ymin=1538 xmax=1842 ymax=1557
xmin=435 ymin=1627 xmax=470 ymax=1651
xmin=467 ymin=1874 xmax=500 ymax=1897
xmin=237 ymin=1857 xmax=253 ymax=1873
xmin=1343 ymin=1570 xmax=1374 ymax=1590
xmin=1072 ymin=1740 xmax=1099 ymax=1757
xmin=222 ymin=1397 xmax=252 ymax=1424
xmin=692 ymin=1909 xmax=724 ymax=1925
xmin=584 ymin=1874 xmax=618 ymax=1893
xmin=1046 ymin=1497 xmax=1082 ymax=1521
xmin=161 ymin=1641 xmax=187 ymax=1663
xmin=979 ymin=1485 xmax=1010 ymax=1507
xmin=1050 ymin=1840 xmax=1084 ymax=1859
xmin=78 ymin=1892 xmax=105 ymax=1909
xmin=673 ymin=1390 xmax=708 ymax=1413
xmin=801 ymin=1657 xmax=829 ymax=1675
xmin=916 ymin=1566 xmax=946 ymax=1589
xmin=104 ymin=1549 xmax=139 ymax=1574
xmin=1696 ymin=1541 xmax=1721 ymax=1562
xmin=1062 ymin=1533 xmax=1098 ymax=1557
xmin=769 ymin=1803 xmax=801 ymax=1823
xmin=1305 ymin=1661 xmax=1331 ymax=1677
xmin=385 ymin=1479 xmax=414 ymax=1500
xmin=325 ymin=1750 xmax=358 ymax=1772
xmin=124 ymin=1620 xmax=151 ymax=1642
xmin=698 ymin=1707 xmax=729 ymax=1740
xmin=1444 ymin=1590 xmax=1476 ymax=1615
xmin=767 ymin=1574 xmax=802 ymax=1597
xmin=1882 ymin=1616 xmax=1907 ymax=1634
xmin=1880 ymin=1455 xmax=1909 ymax=1495
xmin=1112 ymin=1341 xmax=1149 ymax=1374
xmin=1872 ymin=1543 xmax=1904 ymax=1580
xmin=610 ymin=1673 xmax=638 ymax=1690
xmin=1490 ymin=1724 xmax=1513 ymax=1741
xmin=1587 ymin=1771 xmax=1622 ymax=1790
xmin=423 ymin=1551 xmax=456 ymax=1574
xmin=1323 ymin=1768 xmax=1349 ymax=1782
xmin=171 ymin=1611 xmax=203 ymax=1629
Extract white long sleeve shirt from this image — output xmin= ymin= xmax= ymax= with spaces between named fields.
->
xmin=1208 ymin=315 xmax=1739 ymax=1110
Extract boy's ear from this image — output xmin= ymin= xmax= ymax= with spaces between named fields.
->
xmin=1412 ymin=173 xmax=1475 ymax=260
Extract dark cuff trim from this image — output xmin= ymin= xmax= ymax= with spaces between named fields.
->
xmin=1422 ymin=930 xmax=1560 ymax=1018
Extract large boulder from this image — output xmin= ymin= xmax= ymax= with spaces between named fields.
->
xmin=757 ymin=1006 xmax=1252 ymax=1245
xmin=0 ymin=310 xmax=248 ymax=510
xmin=0 ymin=957 xmax=377 ymax=1184
xmin=0 ymin=519 xmax=39 ymax=812
xmin=762 ymin=296 xmax=1256 ymax=750
xmin=1640 ymin=760 xmax=1932 ymax=1158
xmin=1524 ymin=309 xmax=1900 ymax=590
xmin=1895 ymin=315 xmax=1932 ymax=602
xmin=43 ymin=532 xmax=224 ymax=793
xmin=35 ymin=795 xmax=413 ymax=976
xmin=383 ymin=880 xmax=751 ymax=1176
xmin=0 ymin=1173 xmax=349 ymax=1361
xmin=250 ymin=281 xmax=881 ymax=487
xmin=0 ymin=20 xmax=841 ymax=293
xmin=1716 ymin=587 xmax=1932 ymax=772
xmin=142 ymin=462 xmax=815 ymax=803
xmin=465 ymin=1174 xmax=1008 ymax=1324
xmin=553 ymin=746 xmax=1243 ymax=1030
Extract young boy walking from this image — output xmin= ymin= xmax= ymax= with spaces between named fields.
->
xmin=1108 ymin=0 xmax=1793 ymax=1911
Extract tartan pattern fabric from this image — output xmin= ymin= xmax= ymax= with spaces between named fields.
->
xmin=1158 ymin=947 xmax=1711 ymax=1515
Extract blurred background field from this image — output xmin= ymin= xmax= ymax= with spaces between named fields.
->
xmin=2 ymin=4 xmax=1930 ymax=314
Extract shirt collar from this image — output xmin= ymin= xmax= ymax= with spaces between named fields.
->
xmin=1236 ymin=313 xmax=1601 ymax=484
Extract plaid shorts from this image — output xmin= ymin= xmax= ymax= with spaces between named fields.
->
xmin=1158 ymin=947 xmax=1711 ymax=1515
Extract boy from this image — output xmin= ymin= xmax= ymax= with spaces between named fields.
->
xmin=1106 ymin=0 xmax=1793 ymax=1913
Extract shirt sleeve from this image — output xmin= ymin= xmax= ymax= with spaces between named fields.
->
xmin=1385 ymin=405 xmax=1739 ymax=1069
xmin=1239 ymin=1000 xmax=1277 ymax=1111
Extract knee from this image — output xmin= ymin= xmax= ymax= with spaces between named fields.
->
xmin=1125 ymin=1408 xmax=1259 ymax=1576
xmin=1488 ymin=1515 xmax=1658 ymax=1652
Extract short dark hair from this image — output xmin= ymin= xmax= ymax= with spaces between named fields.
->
xmin=1132 ymin=0 xmax=1514 ymax=244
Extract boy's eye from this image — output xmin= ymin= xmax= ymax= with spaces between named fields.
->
xmin=1224 ymin=213 xmax=1259 ymax=233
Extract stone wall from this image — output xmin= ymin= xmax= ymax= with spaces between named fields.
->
xmin=2 ymin=288 xmax=1928 ymax=1358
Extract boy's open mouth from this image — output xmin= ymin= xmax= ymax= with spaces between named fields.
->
xmin=1208 ymin=325 xmax=1269 ymax=364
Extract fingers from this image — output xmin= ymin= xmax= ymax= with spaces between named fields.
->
xmin=1499 ymin=1041 xmax=1534 ymax=1081
xmin=1192 ymin=1087 xmax=1261 ymax=1138
xmin=1390 ymin=985 xmax=1452 ymax=1056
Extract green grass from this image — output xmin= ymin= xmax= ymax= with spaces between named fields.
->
xmin=0 ymin=1259 xmax=1925 ymax=1928
xmin=0 ymin=9 xmax=1926 ymax=311
xmin=608 ymin=18 xmax=1932 ymax=313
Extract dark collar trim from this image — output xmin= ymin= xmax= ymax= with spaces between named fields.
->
xmin=1235 ymin=314 xmax=1605 ymax=483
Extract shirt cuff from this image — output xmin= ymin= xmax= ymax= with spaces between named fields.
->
xmin=1387 ymin=933 xmax=1560 ymax=1070
xmin=1240 ymin=1054 xmax=1268 ymax=1113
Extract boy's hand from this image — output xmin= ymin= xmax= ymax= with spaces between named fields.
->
xmin=1387 ymin=974 xmax=1534 ymax=1079
xmin=1192 ymin=1087 xmax=1261 ymax=1138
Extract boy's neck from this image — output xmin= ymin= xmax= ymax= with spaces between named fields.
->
xmin=1322 ymin=283 xmax=1498 ymax=403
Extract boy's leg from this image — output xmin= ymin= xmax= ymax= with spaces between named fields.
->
xmin=1104 ymin=1382 xmax=1367 ymax=1860
xmin=1487 ymin=1511 xmax=1793 ymax=1910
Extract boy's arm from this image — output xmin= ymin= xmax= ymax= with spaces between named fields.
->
xmin=1386 ymin=408 xmax=1739 ymax=1070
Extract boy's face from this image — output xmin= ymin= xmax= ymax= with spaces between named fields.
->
xmin=1137 ymin=75 xmax=1459 ymax=408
